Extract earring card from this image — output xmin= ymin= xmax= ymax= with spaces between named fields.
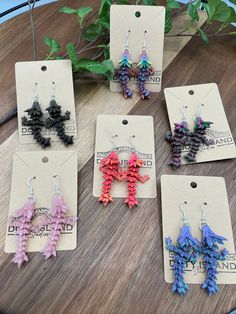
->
xmin=15 ymin=60 xmax=77 ymax=144
xmin=5 ymin=150 xmax=77 ymax=253
xmin=110 ymin=5 xmax=165 ymax=93
xmin=93 ymin=114 xmax=156 ymax=198
xmin=164 ymin=83 xmax=236 ymax=164
xmin=161 ymin=175 xmax=236 ymax=284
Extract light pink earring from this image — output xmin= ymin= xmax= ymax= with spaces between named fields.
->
xmin=8 ymin=177 xmax=36 ymax=267
xmin=41 ymin=175 xmax=77 ymax=260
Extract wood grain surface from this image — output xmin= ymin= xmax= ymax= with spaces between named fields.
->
xmin=0 ymin=1 xmax=236 ymax=314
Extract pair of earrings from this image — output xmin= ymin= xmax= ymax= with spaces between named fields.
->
xmin=118 ymin=30 xmax=154 ymax=100
xmin=98 ymin=135 xmax=149 ymax=209
xmin=165 ymin=202 xmax=228 ymax=296
xmin=166 ymin=104 xmax=214 ymax=169
xmin=21 ymin=82 xmax=74 ymax=148
xmin=8 ymin=176 xmax=77 ymax=267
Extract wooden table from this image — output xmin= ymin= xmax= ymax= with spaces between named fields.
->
xmin=0 ymin=1 xmax=236 ymax=313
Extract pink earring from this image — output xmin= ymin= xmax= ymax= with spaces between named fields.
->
xmin=8 ymin=177 xmax=36 ymax=267
xmin=41 ymin=175 xmax=77 ymax=260
xmin=124 ymin=136 xmax=150 ymax=209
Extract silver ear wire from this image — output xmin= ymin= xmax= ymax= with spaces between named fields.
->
xmin=27 ymin=176 xmax=36 ymax=200
xmin=111 ymin=134 xmax=118 ymax=150
xmin=51 ymin=82 xmax=56 ymax=99
xmin=34 ymin=83 xmax=39 ymax=101
xmin=142 ymin=30 xmax=147 ymax=49
xmin=195 ymin=103 xmax=203 ymax=118
xmin=125 ymin=30 xmax=131 ymax=49
xmin=181 ymin=105 xmax=188 ymax=122
xmin=129 ymin=135 xmax=136 ymax=152
xmin=181 ymin=201 xmax=189 ymax=226
xmin=200 ymin=202 xmax=208 ymax=226
xmin=53 ymin=175 xmax=62 ymax=195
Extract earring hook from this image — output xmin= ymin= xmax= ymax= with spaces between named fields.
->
xmin=51 ymin=82 xmax=56 ymax=99
xmin=53 ymin=175 xmax=62 ymax=195
xmin=34 ymin=83 xmax=39 ymax=101
xmin=110 ymin=134 xmax=118 ymax=150
xmin=180 ymin=201 xmax=189 ymax=226
xmin=142 ymin=30 xmax=147 ymax=49
xmin=181 ymin=105 xmax=188 ymax=122
xmin=195 ymin=103 xmax=203 ymax=118
xmin=27 ymin=176 xmax=36 ymax=200
xmin=125 ymin=30 xmax=131 ymax=49
xmin=129 ymin=135 xmax=136 ymax=152
xmin=200 ymin=202 xmax=208 ymax=226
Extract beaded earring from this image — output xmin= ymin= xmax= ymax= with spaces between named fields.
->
xmin=21 ymin=83 xmax=51 ymax=148
xmin=185 ymin=104 xmax=213 ymax=163
xmin=166 ymin=106 xmax=191 ymax=169
xmin=8 ymin=177 xmax=36 ymax=267
xmin=46 ymin=82 xmax=74 ymax=146
xmin=41 ymin=175 xmax=77 ymax=260
xmin=118 ymin=30 xmax=133 ymax=99
xmin=199 ymin=202 xmax=228 ymax=295
xmin=136 ymin=31 xmax=154 ymax=100
xmin=99 ymin=135 xmax=125 ymax=206
xmin=165 ymin=202 xmax=200 ymax=295
xmin=124 ymin=135 xmax=149 ymax=209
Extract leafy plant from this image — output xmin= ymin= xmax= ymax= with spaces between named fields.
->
xmin=43 ymin=0 xmax=236 ymax=79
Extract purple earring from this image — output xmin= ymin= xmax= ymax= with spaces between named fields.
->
xmin=136 ymin=31 xmax=154 ymax=100
xmin=184 ymin=104 xmax=213 ymax=163
xmin=118 ymin=30 xmax=133 ymax=99
xmin=166 ymin=106 xmax=191 ymax=169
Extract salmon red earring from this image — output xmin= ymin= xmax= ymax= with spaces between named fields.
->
xmin=124 ymin=135 xmax=149 ymax=209
xmin=99 ymin=135 xmax=125 ymax=206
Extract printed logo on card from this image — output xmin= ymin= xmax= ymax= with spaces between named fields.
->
xmin=7 ymin=207 xmax=76 ymax=239
xmin=96 ymin=146 xmax=153 ymax=168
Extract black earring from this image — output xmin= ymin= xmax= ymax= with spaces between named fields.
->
xmin=45 ymin=82 xmax=74 ymax=146
xmin=21 ymin=83 xmax=51 ymax=148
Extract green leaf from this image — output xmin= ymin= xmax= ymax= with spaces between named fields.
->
xmin=59 ymin=6 xmax=77 ymax=14
xmin=66 ymin=43 xmax=79 ymax=69
xmin=207 ymin=0 xmax=231 ymax=22
xmin=226 ymin=7 xmax=236 ymax=23
xmin=229 ymin=31 xmax=236 ymax=35
xmin=76 ymin=58 xmax=108 ymax=74
xmin=115 ymin=0 xmax=130 ymax=3
xmin=143 ymin=0 xmax=156 ymax=4
xmin=165 ymin=9 xmax=172 ymax=33
xmin=188 ymin=3 xmax=200 ymax=22
xmin=98 ymin=17 xmax=110 ymax=30
xmin=76 ymin=7 xmax=93 ymax=28
xmin=229 ymin=0 xmax=236 ymax=4
xmin=166 ymin=0 xmax=181 ymax=10
xmin=99 ymin=0 xmax=112 ymax=18
xmin=83 ymin=23 xmax=102 ymax=41
xmin=98 ymin=44 xmax=110 ymax=59
xmin=43 ymin=36 xmax=60 ymax=54
xmin=196 ymin=28 xmax=209 ymax=43
xmin=203 ymin=3 xmax=210 ymax=17
xmin=75 ymin=58 xmax=114 ymax=79
xmin=102 ymin=59 xmax=114 ymax=80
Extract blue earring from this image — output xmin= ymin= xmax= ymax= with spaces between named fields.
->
xmin=165 ymin=202 xmax=200 ymax=295
xmin=200 ymin=202 xmax=228 ymax=295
